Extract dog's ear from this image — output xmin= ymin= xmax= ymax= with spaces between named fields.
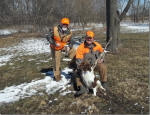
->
xmin=86 ymin=63 xmax=91 ymax=71
xmin=69 ymin=57 xmax=77 ymax=70
xmin=79 ymin=62 xmax=85 ymax=70
xmin=84 ymin=61 xmax=91 ymax=71
xmin=80 ymin=61 xmax=91 ymax=71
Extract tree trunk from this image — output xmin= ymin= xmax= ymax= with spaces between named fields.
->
xmin=136 ymin=0 xmax=140 ymax=22
xmin=106 ymin=0 xmax=110 ymax=43
xmin=119 ymin=0 xmax=134 ymax=21
xmin=106 ymin=0 xmax=118 ymax=53
xmin=106 ymin=0 xmax=134 ymax=53
xmin=142 ymin=0 xmax=146 ymax=22
xmin=111 ymin=1 xmax=120 ymax=53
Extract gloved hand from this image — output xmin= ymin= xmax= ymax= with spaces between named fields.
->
xmin=46 ymin=34 xmax=50 ymax=41
xmin=76 ymin=86 xmax=80 ymax=91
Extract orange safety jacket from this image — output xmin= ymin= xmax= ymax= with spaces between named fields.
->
xmin=76 ymin=41 xmax=104 ymax=66
xmin=50 ymin=26 xmax=72 ymax=51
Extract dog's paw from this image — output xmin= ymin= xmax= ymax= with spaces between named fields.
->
xmin=102 ymin=88 xmax=106 ymax=92
xmin=96 ymin=88 xmax=107 ymax=97
xmin=93 ymin=93 xmax=97 ymax=96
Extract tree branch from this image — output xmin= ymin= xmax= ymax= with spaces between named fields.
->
xmin=119 ymin=0 xmax=134 ymax=21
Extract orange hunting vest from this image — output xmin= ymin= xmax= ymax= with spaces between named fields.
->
xmin=50 ymin=26 xmax=72 ymax=51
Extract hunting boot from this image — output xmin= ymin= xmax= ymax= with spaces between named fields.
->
xmin=55 ymin=75 xmax=61 ymax=81
xmin=88 ymin=88 xmax=94 ymax=94
xmin=75 ymin=85 xmax=88 ymax=97
xmin=96 ymin=63 xmax=108 ymax=91
xmin=101 ymin=82 xmax=108 ymax=91
xmin=54 ymin=70 xmax=61 ymax=81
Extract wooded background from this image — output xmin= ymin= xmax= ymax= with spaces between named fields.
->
xmin=0 ymin=0 xmax=149 ymax=27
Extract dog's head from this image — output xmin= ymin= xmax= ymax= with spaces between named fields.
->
xmin=79 ymin=61 xmax=91 ymax=71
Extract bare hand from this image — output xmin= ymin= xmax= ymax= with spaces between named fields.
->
xmin=98 ymin=59 xmax=104 ymax=64
xmin=56 ymin=43 xmax=60 ymax=47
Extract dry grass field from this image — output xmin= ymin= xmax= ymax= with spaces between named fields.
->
xmin=0 ymin=30 xmax=149 ymax=114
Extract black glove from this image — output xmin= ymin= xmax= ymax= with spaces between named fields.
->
xmin=46 ymin=34 xmax=51 ymax=42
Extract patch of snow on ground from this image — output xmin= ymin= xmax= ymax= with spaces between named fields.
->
xmin=0 ymin=38 xmax=50 ymax=66
xmin=71 ymin=22 xmax=149 ymax=33
xmin=87 ymin=23 xmax=103 ymax=28
xmin=62 ymin=67 xmax=73 ymax=73
xmin=0 ymin=29 xmax=18 ymax=35
xmin=0 ymin=29 xmax=29 ymax=36
xmin=9 ymin=38 xmax=50 ymax=55
xmin=120 ymin=22 xmax=149 ymax=33
xmin=63 ymin=58 xmax=71 ymax=62
xmin=0 ymin=67 xmax=72 ymax=105
xmin=71 ymin=27 xmax=93 ymax=32
xmin=39 ymin=60 xmax=49 ymax=63
xmin=0 ymin=55 xmax=13 ymax=67
xmin=60 ymin=90 xmax=73 ymax=96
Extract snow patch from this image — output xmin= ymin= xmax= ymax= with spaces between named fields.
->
xmin=62 ymin=67 xmax=73 ymax=74
xmin=0 ymin=55 xmax=13 ymax=67
xmin=134 ymin=103 xmax=138 ymax=106
xmin=0 ymin=38 xmax=50 ymax=66
xmin=10 ymin=38 xmax=50 ymax=55
xmin=60 ymin=90 xmax=73 ymax=96
xmin=0 ymin=67 xmax=72 ymax=105
xmin=49 ymin=100 xmax=53 ymax=103
xmin=71 ymin=27 xmax=93 ymax=32
xmin=0 ymin=29 xmax=18 ymax=35
xmin=0 ymin=29 xmax=29 ymax=36
xmin=71 ymin=22 xmax=149 ymax=33
xmin=63 ymin=58 xmax=71 ymax=62
xmin=54 ymin=98 xmax=58 ymax=101
xmin=1 ymin=38 xmax=50 ymax=56
xmin=120 ymin=22 xmax=149 ymax=33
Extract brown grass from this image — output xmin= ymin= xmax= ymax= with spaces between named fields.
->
xmin=0 ymin=32 xmax=42 ymax=48
xmin=0 ymin=31 xmax=149 ymax=114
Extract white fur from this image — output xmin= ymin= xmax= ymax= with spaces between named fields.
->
xmin=82 ymin=70 xmax=95 ymax=88
xmin=81 ymin=68 xmax=105 ymax=96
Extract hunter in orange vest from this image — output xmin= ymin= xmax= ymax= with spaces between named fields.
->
xmin=50 ymin=18 xmax=72 ymax=81
xmin=74 ymin=31 xmax=108 ymax=96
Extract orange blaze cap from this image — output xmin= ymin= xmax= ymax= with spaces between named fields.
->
xmin=61 ymin=18 xmax=70 ymax=25
xmin=86 ymin=30 xmax=94 ymax=38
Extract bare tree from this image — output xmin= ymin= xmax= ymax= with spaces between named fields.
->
xmin=128 ymin=0 xmax=149 ymax=22
xmin=142 ymin=0 xmax=146 ymax=22
xmin=106 ymin=0 xmax=134 ymax=53
xmin=118 ymin=0 xmax=127 ymax=13
xmin=0 ymin=0 xmax=148 ymax=33
xmin=136 ymin=0 xmax=140 ymax=22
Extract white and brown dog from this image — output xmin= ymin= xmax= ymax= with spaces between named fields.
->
xmin=79 ymin=61 xmax=105 ymax=96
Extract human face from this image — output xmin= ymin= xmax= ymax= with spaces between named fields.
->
xmin=62 ymin=24 xmax=68 ymax=31
xmin=85 ymin=37 xmax=94 ymax=45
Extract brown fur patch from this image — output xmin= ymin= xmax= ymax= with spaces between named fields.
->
xmin=92 ymin=77 xmax=99 ymax=88
xmin=69 ymin=56 xmax=77 ymax=70
xmin=79 ymin=61 xmax=91 ymax=71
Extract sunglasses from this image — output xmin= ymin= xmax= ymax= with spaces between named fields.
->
xmin=86 ymin=37 xmax=93 ymax=40
xmin=62 ymin=24 xmax=68 ymax=27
